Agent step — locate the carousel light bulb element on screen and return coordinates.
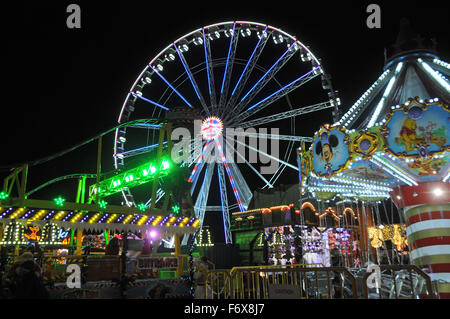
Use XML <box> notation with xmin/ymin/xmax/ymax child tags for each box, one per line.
<box><xmin>433</xmin><ymin>188</ymin><xmax>443</xmax><ymax>196</ymax></box>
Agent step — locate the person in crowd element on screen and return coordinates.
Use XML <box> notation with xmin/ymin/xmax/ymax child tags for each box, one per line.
<box><xmin>105</xmin><ymin>237</ymin><xmax>120</xmax><ymax>255</ymax></box>
<box><xmin>330</xmin><ymin>244</ymin><xmax>342</xmax><ymax>298</ymax></box>
<box><xmin>193</xmin><ymin>256</ymin><xmax>210</xmax><ymax>299</ymax></box>
<box><xmin>330</xmin><ymin>244</ymin><xmax>342</xmax><ymax>267</ymax></box>
<box><xmin>6</xmin><ymin>250</ymin><xmax>48</xmax><ymax>299</ymax></box>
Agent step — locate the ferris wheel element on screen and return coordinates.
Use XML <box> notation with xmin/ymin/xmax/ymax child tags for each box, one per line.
<box><xmin>113</xmin><ymin>21</ymin><xmax>340</xmax><ymax>244</ymax></box>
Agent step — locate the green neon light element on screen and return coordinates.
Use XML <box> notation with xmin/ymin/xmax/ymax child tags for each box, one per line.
<box><xmin>54</xmin><ymin>196</ymin><xmax>66</xmax><ymax>207</ymax></box>
<box><xmin>88</xmin><ymin>158</ymin><xmax>173</xmax><ymax>199</ymax></box>
<box><xmin>138</xmin><ymin>203</ymin><xmax>147</xmax><ymax>211</ymax></box>
<box><xmin>98</xmin><ymin>200</ymin><xmax>108</xmax><ymax>209</ymax></box>
<box><xmin>172</xmin><ymin>204</ymin><xmax>180</xmax><ymax>214</ymax></box>
<box><xmin>161</xmin><ymin>160</ymin><xmax>170</xmax><ymax>170</ymax></box>
<box><xmin>0</xmin><ymin>192</ymin><xmax>9</xmax><ymax>200</ymax></box>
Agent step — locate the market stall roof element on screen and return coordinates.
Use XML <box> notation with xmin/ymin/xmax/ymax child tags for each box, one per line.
<box><xmin>0</xmin><ymin>198</ymin><xmax>199</xmax><ymax>235</ymax></box>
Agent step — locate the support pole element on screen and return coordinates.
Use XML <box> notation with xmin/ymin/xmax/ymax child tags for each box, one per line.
<box><xmin>75</xmin><ymin>229</ymin><xmax>83</xmax><ymax>255</ymax></box>
<box><xmin>75</xmin><ymin>177</ymin><xmax>87</xmax><ymax>255</ymax></box>
<box><xmin>0</xmin><ymin>225</ymin><xmax>3</xmax><ymax>248</ymax></box>
<box><xmin>14</xmin><ymin>244</ymin><xmax>20</xmax><ymax>262</ymax></box>
<box><xmin>95</xmin><ymin>136</ymin><xmax>102</xmax><ymax>204</ymax></box>
<box><xmin>175</xmin><ymin>233</ymin><xmax>182</xmax><ymax>277</ymax></box>
<box><xmin>19</xmin><ymin>164</ymin><xmax>28</xmax><ymax>208</ymax></box>
<box><xmin>104</xmin><ymin>229</ymin><xmax>109</xmax><ymax>246</ymax></box>
<box><xmin>150</xmin><ymin>123</ymin><xmax>172</xmax><ymax>210</ymax></box>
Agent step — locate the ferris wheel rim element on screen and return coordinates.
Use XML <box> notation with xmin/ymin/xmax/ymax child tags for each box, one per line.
<box><xmin>117</xmin><ymin>21</ymin><xmax>323</xmax><ymax>125</ymax></box>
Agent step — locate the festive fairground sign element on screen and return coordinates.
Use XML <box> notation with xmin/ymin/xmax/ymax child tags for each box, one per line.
<box><xmin>0</xmin><ymin>222</ymin><xmax>76</xmax><ymax>246</ymax></box>
<box><xmin>312</xmin><ymin>124</ymin><xmax>350</xmax><ymax>177</ymax></box>
<box><xmin>136</xmin><ymin>256</ymin><xmax>178</xmax><ymax>270</ymax></box>
<box><xmin>382</xmin><ymin>100</ymin><xmax>449</xmax><ymax>157</ymax></box>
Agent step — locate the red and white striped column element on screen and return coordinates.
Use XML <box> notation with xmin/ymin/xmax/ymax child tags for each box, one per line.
<box><xmin>392</xmin><ymin>181</ymin><xmax>450</xmax><ymax>299</ymax></box>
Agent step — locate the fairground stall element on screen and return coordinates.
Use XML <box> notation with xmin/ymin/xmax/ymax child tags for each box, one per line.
<box><xmin>230</xmin><ymin>202</ymin><xmax>364</xmax><ymax>268</ymax></box>
<box><xmin>299</xmin><ymin>21</ymin><xmax>450</xmax><ymax>298</ymax></box>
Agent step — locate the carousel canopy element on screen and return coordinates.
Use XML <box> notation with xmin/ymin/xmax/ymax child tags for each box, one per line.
<box><xmin>335</xmin><ymin>18</ymin><xmax>450</xmax><ymax>130</ymax></box>
<box><xmin>300</xmin><ymin>19</ymin><xmax>450</xmax><ymax>203</ymax></box>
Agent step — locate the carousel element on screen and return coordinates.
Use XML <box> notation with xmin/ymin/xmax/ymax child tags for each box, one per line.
<box><xmin>299</xmin><ymin>19</ymin><xmax>450</xmax><ymax>298</ymax></box>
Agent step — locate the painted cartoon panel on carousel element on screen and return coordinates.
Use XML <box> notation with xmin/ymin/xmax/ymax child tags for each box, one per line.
<box><xmin>343</xmin><ymin>161</ymin><xmax>394</xmax><ymax>183</ymax></box>
<box><xmin>382</xmin><ymin>98</ymin><xmax>449</xmax><ymax>158</ymax></box>
<box><xmin>312</xmin><ymin>125</ymin><xmax>350</xmax><ymax>177</ymax></box>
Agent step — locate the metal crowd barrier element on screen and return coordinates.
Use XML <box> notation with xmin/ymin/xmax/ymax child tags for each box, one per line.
<box><xmin>204</xmin><ymin>264</ymin><xmax>358</xmax><ymax>299</ymax></box>
<box><xmin>360</xmin><ymin>265</ymin><xmax>435</xmax><ymax>299</ymax></box>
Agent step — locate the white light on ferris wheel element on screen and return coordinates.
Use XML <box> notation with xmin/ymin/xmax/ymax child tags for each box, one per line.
<box><xmin>240</xmin><ymin>28</ymin><xmax>251</xmax><ymax>37</ymax></box>
<box><xmin>193</xmin><ymin>37</ymin><xmax>203</xmax><ymax>45</ymax></box>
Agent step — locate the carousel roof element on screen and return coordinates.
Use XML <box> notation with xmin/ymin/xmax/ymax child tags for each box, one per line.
<box><xmin>336</xmin><ymin>19</ymin><xmax>450</xmax><ymax>130</ymax></box>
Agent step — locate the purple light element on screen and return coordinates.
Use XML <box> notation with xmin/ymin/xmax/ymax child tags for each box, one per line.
<box><xmin>132</xmin><ymin>92</ymin><xmax>170</xmax><ymax>111</ymax></box>
<box><xmin>150</xmin><ymin>230</ymin><xmax>157</xmax><ymax>239</ymax></box>
<box><xmin>149</xmin><ymin>65</ymin><xmax>193</xmax><ymax>108</ymax></box>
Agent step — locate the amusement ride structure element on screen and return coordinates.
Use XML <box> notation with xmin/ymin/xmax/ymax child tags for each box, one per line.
<box><xmin>300</xmin><ymin>19</ymin><xmax>450</xmax><ymax>297</ymax></box>
<box><xmin>112</xmin><ymin>21</ymin><xmax>340</xmax><ymax>244</ymax></box>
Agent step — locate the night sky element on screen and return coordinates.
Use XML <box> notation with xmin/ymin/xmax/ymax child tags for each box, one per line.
<box><xmin>1</xmin><ymin>2</ymin><xmax>448</xmax><ymax>241</ymax></box>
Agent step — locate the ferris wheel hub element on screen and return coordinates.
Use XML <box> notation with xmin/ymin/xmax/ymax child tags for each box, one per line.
<box><xmin>201</xmin><ymin>116</ymin><xmax>223</xmax><ymax>141</ymax></box>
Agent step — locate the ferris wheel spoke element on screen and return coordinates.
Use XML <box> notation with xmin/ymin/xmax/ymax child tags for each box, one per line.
<box><xmin>214</xmin><ymin>138</ymin><xmax>245</xmax><ymax>212</ymax></box>
<box><xmin>126</xmin><ymin>123</ymin><xmax>163</xmax><ymax>129</ymax></box>
<box><xmin>217</xmin><ymin>164</ymin><xmax>232</xmax><ymax>243</ymax></box>
<box><xmin>115</xmin><ymin>141</ymin><xmax>169</xmax><ymax>159</ymax></box>
<box><xmin>145</xmin><ymin>188</ymin><xmax>165</xmax><ymax>207</ymax></box>
<box><xmin>189</xmin><ymin>160</ymin><xmax>206</xmax><ymax>196</ymax></box>
<box><xmin>194</xmin><ymin>162</ymin><xmax>215</xmax><ymax>228</ymax></box>
<box><xmin>232</xmin><ymin>130</ymin><xmax>312</xmax><ymax>142</ymax></box>
<box><xmin>266</xmin><ymin>161</ymin><xmax>287</xmax><ymax>187</ymax></box>
<box><xmin>188</xmin><ymin>141</ymin><xmax>212</xmax><ymax>182</ymax></box>
<box><xmin>234</xmin><ymin>137</ymin><xmax>299</xmax><ymax>171</ymax></box>
<box><xmin>227</xmin><ymin>162</ymin><xmax>252</xmax><ymax>209</ymax></box>
<box><xmin>224</xmin><ymin>138</ymin><xmax>274</xmax><ymax>189</ymax></box>
<box><xmin>203</xmin><ymin>28</ymin><xmax>218</xmax><ymax>112</ymax></box>
<box><xmin>234</xmin><ymin>68</ymin><xmax>319</xmax><ymax>124</ymax></box>
<box><xmin>173</xmin><ymin>43</ymin><xmax>210</xmax><ymax>115</ymax></box>
<box><xmin>187</xmin><ymin>135</ymin><xmax>204</xmax><ymax>167</ymax></box>
<box><xmin>230</xmin><ymin>40</ymin><xmax>299</xmax><ymax>118</ymax></box>
<box><xmin>131</xmin><ymin>92</ymin><xmax>170</xmax><ymax>111</ymax></box>
<box><xmin>218</xmin><ymin>22</ymin><xmax>240</xmax><ymax>112</ymax></box>
<box><xmin>226</xmin><ymin>26</ymin><xmax>271</xmax><ymax>115</ymax></box>
<box><xmin>232</xmin><ymin>101</ymin><xmax>333</xmax><ymax>128</ymax></box>
<box><xmin>148</xmin><ymin>64</ymin><xmax>193</xmax><ymax>108</ymax></box>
